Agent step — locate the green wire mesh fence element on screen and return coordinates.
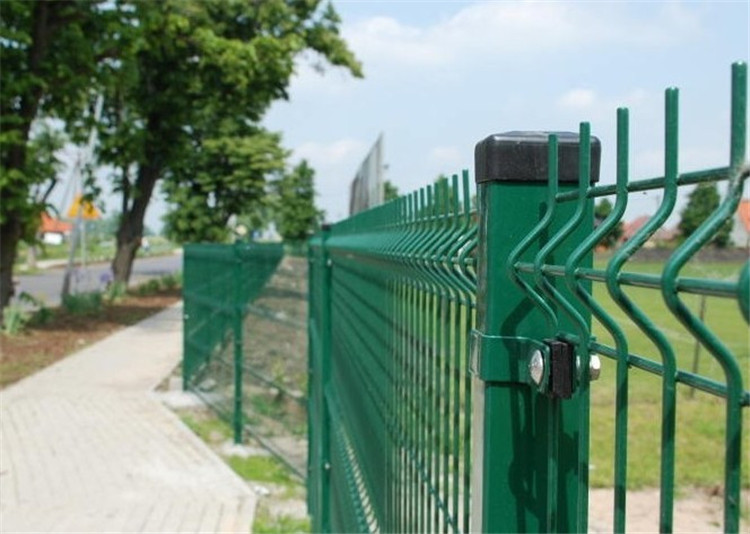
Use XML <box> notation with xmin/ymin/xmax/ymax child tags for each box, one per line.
<box><xmin>183</xmin><ymin>242</ymin><xmax>310</xmax><ymax>477</ymax></box>
<box><xmin>309</xmin><ymin>172</ymin><xmax>478</xmax><ymax>533</ymax></box>
<box><xmin>308</xmin><ymin>62</ymin><xmax>748</xmax><ymax>533</ymax></box>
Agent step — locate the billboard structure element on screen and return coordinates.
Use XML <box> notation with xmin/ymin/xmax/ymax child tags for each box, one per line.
<box><xmin>349</xmin><ymin>134</ymin><xmax>384</xmax><ymax>215</ymax></box>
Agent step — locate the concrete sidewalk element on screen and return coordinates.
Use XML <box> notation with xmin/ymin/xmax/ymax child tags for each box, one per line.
<box><xmin>0</xmin><ymin>304</ymin><xmax>257</xmax><ymax>533</ymax></box>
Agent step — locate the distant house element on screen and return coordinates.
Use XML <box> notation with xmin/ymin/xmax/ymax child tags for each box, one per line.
<box><xmin>730</xmin><ymin>199</ymin><xmax>750</xmax><ymax>248</ymax></box>
<box><xmin>621</xmin><ymin>215</ymin><xmax>676</xmax><ymax>248</ymax></box>
<box><xmin>621</xmin><ymin>215</ymin><xmax>649</xmax><ymax>243</ymax></box>
<box><xmin>40</xmin><ymin>212</ymin><xmax>73</xmax><ymax>245</ymax></box>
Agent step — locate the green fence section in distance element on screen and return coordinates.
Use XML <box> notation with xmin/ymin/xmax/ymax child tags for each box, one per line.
<box><xmin>308</xmin><ymin>62</ymin><xmax>749</xmax><ymax>533</ymax></box>
<box><xmin>309</xmin><ymin>173</ymin><xmax>479</xmax><ymax>533</ymax></box>
<box><xmin>183</xmin><ymin>242</ymin><xmax>284</xmax><ymax>443</ymax></box>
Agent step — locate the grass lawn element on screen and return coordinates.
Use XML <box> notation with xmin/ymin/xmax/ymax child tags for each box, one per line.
<box><xmin>588</xmin><ymin>258</ymin><xmax>749</xmax><ymax>489</ymax></box>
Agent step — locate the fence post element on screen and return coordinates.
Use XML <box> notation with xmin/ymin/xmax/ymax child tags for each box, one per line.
<box><xmin>471</xmin><ymin>132</ymin><xmax>599</xmax><ymax>533</ymax></box>
<box><xmin>182</xmin><ymin>247</ymin><xmax>190</xmax><ymax>391</ymax></box>
<box><xmin>232</xmin><ymin>243</ymin><xmax>244</xmax><ymax>444</ymax></box>
<box><xmin>314</xmin><ymin>224</ymin><xmax>333</xmax><ymax>533</ymax></box>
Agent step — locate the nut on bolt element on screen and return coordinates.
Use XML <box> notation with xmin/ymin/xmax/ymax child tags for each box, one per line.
<box><xmin>529</xmin><ymin>349</ymin><xmax>544</xmax><ymax>386</ymax></box>
<box><xmin>589</xmin><ymin>355</ymin><xmax>602</xmax><ymax>381</ymax></box>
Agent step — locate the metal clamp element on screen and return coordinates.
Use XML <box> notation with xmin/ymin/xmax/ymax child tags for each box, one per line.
<box><xmin>469</xmin><ymin>330</ymin><xmax>548</xmax><ymax>389</ymax></box>
<box><xmin>470</xmin><ymin>331</ymin><xmax>590</xmax><ymax>399</ymax></box>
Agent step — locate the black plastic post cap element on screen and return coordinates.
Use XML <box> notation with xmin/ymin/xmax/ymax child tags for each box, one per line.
<box><xmin>474</xmin><ymin>131</ymin><xmax>601</xmax><ymax>184</ymax></box>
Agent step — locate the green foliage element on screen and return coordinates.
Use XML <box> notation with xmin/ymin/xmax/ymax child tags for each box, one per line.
<box><xmin>0</xmin><ymin>0</ymin><xmax>119</xmax><ymax>310</ymax></box>
<box><xmin>679</xmin><ymin>183</ymin><xmax>733</xmax><ymax>247</ymax></box>
<box><xmin>2</xmin><ymin>0</ymin><xmax>362</xmax><ymax>304</ymax></box>
<box><xmin>29</xmin><ymin>305</ymin><xmax>53</xmax><ymax>327</ymax></box>
<box><xmin>104</xmin><ymin>281</ymin><xmax>127</xmax><ymax>303</ymax></box>
<box><xmin>594</xmin><ymin>198</ymin><xmax>624</xmax><ymax>249</ymax></box>
<box><xmin>384</xmin><ymin>180</ymin><xmax>400</xmax><ymax>202</ymax></box>
<box><xmin>253</xmin><ymin>507</ymin><xmax>310</xmax><ymax>534</ymax></box>
<box><xmin>2</xmin><ymin>303</ymin><xmax>30</xmax><ymax>336</ymax></box>
<box><xmin>2</xmin><ymin>292</ymin><xmax>53</xmax><ymax>334</ymax></box>
<box><xmin>226</xmin><ymin>454</ymin><xmax>296</xmax><ymax>486</ymax></box>
<box><xmin>86</xmin><ymin>211</ymin><xmax>123</xmax><ymax>243</ymax></box>
<box><xmin>95</xmin><ymin>0</ymin><xmax>362</xmax><ymax>262</ymax></box>
<box><xmin>164</xmin><ymin>126</ymin><xmax>286</xmax><ymax>243</ymax></box>
<box><xmin>20</xmin><ymin>292</ymin><xmax>52</xmax><ymax>326</ymax></box>
<box><xmin>134</xmin><ymin>279</ymin><xmax>161</xmax><ymax>296</ymax></box>
<box><xmin>275</xmin><ymin>160</ymin><xmax>324</xmax><ymax>242</ymax></box>
<box><xmin>159</xmin><ymin>272</ymin><xmax>181</xmax><ymax>291</ymax></box>
<box><xmin>62</xmin><ymin>291</ymin><xmax>103</xmax><ymax>315</ymax></box>
<box><xmin>179</xmin><ymin>411</ymin><xmax>233</xmax><ymax>444</ymax></box>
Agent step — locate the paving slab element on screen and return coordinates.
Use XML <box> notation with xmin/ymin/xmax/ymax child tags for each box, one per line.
<box><xmin>0</xmin><ymin>303</ymin><xmax>257</xmax><ymax>533</ymax></box>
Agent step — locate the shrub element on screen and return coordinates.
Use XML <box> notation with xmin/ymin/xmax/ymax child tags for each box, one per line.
<box><xmin>160</xmin><ymin>272</ymin><xmax>181</xmax><ymax>290</ymax></box>
<box><xmin>104</xmin><ymin>281</ymin><xmax>127</xmax><ymax>303</ymax></box>
<box><xmin>19</xmin><ymin>293</ymin><xmax>52</xmax><ymax>325</ymax></box>
<box><xmin>2</xmin><ymin>304</ymin><xmax>30</xmax><ymax>336</ymax></box>
<box><xmin>62</xmin><ymin>291</ymin><xmax>103</xmax><ymax>315</ymax></box>
<box><xmin>135</xmin><ymin>279</ymin><xmax>161</xmax><ymax>296</ymax></box>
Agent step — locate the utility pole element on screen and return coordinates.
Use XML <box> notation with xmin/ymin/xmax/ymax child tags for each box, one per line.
<box><xmin>61</xmin><ymin>95</ymin><xmax>103</xmax><ymax>299</ymax></box>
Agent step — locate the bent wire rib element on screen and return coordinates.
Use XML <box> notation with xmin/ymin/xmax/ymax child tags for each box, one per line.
<box><xmin>564</xmin><ymin>108</ymin><xmax>631</xmax><ymax>533</ymax></box>
<box><xmin>506</xmin><ymin>134</ymin><xmax>560</xmax><ymax>330</ymax></box>
<box><xmin>660</xmin><ymin>62</ymin><xmax>748</xmax><ymax>534</ymax></box>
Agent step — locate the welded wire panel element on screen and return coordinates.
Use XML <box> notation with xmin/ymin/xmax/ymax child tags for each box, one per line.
<box><xmin>182</xmin><ymin>242</ymin><xmax>284</xmax><ymax>397</ymax></box>
<box><xmin>311</xmin><ymin>173</ymin><xmax>478</xmax><ymax>533</ymax></box>
<box><xmin>511</xmin><ymin>62</ymin><xmax>748</xmax><ymax>533</ymax></box>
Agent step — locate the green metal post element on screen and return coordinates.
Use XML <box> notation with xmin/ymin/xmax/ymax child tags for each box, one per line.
<box><xmin>471</xmin><ymin>132</ymin><xmax>598</xmax><ymax>533</ymax></box>
<box><xmin>317</xmin><ymin>224</ymin><xmax>333</xmax><ymax>533</ymax></box>
<box><xmin>232</xmin><ymin>243</ymin><xmax>244</xmax><ymax>444</ymax></box>
<box><xmin>182</xmin><ymin>249</ymin><xmax>190</xmax><ymax>391</ymax></box>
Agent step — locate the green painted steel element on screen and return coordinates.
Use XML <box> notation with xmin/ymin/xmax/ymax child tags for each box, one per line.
<box><xmin>307</xmin><ymin>62</ymin><xmax>748</xmax><ymax>533</ymax></box>
<box><xmin>309</xmin><ymin>174</ymin><xmax>478</xmax><ymax>533</ymax></box>
<box><xmin>471</xmin><ymin>128</ymin><xmax>598</xmax><ymax>533</ymax></box>
<box><xmin>183</xmin><ymin>241</ymin><xmax>284</xmax><ymax>443</ymax></box>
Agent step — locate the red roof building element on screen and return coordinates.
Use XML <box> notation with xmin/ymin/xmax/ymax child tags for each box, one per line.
<box><xmin>39</xmin><ymin>212</ymin><xmax>73</xmax><ymax>245</ymax></box>
<box><xmin>730</xmin><ymin>199</ymin><xmax>750</xmax><ymax>248</ymax></box>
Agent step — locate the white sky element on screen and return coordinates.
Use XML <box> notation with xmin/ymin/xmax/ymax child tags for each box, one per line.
<box><xmin>265</xmin><ymin>0</ymin><xmax>750</xmax><ymax>225</ymax></box>
<box><xmin>52</xmin><ymin>0</ymin><xmax>750</xmax><ymax>232</ymax></box>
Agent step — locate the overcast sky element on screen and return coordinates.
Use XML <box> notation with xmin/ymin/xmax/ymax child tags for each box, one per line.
<box><xmin>52</xmin><ymin>1</ymin><xmax>749</xmax><ymax>233</ymax></box>
<box><xmin>265</xmin><ymin>0</ymin><xmax>749</xmax><ymax>225</ymax></box>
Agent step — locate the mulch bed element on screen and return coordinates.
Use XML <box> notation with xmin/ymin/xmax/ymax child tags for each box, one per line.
<box><xmin>0</xmin><ymin>290</ymin><xmax>180</xmax><ymax>389</ymax></box>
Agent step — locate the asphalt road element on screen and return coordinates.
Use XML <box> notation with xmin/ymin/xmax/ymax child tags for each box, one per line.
<box><xmin>14</xmin><ymin>253</ymin><xmax>183</xmax><ymax>308</ymax></box>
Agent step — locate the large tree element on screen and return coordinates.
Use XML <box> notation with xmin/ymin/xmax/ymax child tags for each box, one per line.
<box><xmin>0</xmin><ymin>1</ymin><xmax>114</xmax><ymax>315</ymax></box>
<box><xmin>679</xmin><ymin>182</ymin><xmax>733</xmax><ymax>248</ymax></box>
<box><xmin>98</xmin><ymin>0</ymin><xmax>362</xmax><ymax>281</ymax></box>
<box><xmin>163</xmin><ymin>122</ymin><xmax>287</xmax><ymax>243</ymax></box>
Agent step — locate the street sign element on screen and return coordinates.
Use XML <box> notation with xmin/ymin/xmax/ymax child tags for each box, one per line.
<box><xmin>67</xmin><ymin>194</ymin><xmax>101</xmax><ymax>220</ymax></box>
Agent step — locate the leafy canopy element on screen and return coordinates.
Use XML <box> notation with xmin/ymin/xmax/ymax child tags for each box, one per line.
<box><xmin>275</xmin><ymin>160</ymin><xmax>323</xmax><ymax>242</ymax></box>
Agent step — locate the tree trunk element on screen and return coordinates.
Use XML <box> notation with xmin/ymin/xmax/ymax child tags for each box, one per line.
<box><xmin>0</xmin><ymin>220</ymin><xmax>22</xmax><ymax>320</ymax></box>
<box><xmin>111</xmin><ymin>230</ymin><xmax>139</xmax><ymax>284</ymax></box>
<box><xmin>111</xmin><ymin>163</ymin><xmax>161</xmax><ymax>284</ymax></box>
<box><xmin>0</xmin><ymin>2</ymin><xmax>61</xmax><ymax>320</ymax></box>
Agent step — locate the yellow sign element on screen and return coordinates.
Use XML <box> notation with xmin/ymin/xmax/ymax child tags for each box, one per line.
<box><xmin>67</xmin><ymin>194</ymin><xmax>101</xmax><ymax>220</ymax></box>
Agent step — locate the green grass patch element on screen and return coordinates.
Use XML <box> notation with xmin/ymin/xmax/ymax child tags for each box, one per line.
<box><xmin>253</xmin><ymin>505</ymin><xmax>310</xmax><ymax>534</ymax></box>
<box><xmin>226</xmin><ymin>454</ymin><xmax>296</xmax><ymax>487</ymax></box>
<box><xmin>588</xmin><ymin>259</ymin><xmax>749</xmax><ymax>489</ymax></box>
<box><xmin>179</xmin><ymin>411</ymin><xmax>233</xmax><ymax>444</ymax></box>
